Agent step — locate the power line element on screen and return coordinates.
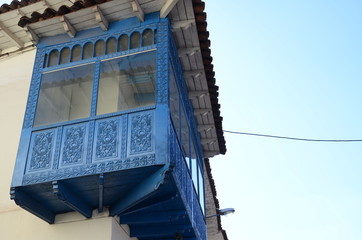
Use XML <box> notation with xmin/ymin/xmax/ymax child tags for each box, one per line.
<box><xmin>223</xmin><ymin>130</ymin><xmax>362</xmax><ymax>142</ymax></box>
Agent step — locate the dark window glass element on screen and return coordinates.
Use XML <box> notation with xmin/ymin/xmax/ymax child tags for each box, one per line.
<box><xmin>118</xmin><ymin>35</ymin><xmax>128</xmax><ymax>51</ymax></box>
<box><xmin>130</xmin><ymin>32</ymin><xmax>140</xmax><ymax>49</ymax></box>
<box><xmin>48</xmin><ymin>50</ymin><xmax>59</xmax><ymax>67</ymax></box>
<box><xmin>198</xmin><ymin>166</ymin><xmax>205</xmax><ymax>214</ymax></box>
<box><xmin>142</xmin><ymin>29</ymin><xmax>153</xmax><ymax>46</ymax></box>
<box><xmin>170</xmin><ymin>64</ymin><xmax>180</xmax><ymax>143</ymax></box>
<box><xmin>60</xmin><ymin>47</ymin><xmax>70</xmax><ymax>64</ymax></box>
<box><xmin>106</xmin><ymin>37</ymin><xmax>117</xmax><ymax>54</ymax></box>
<box><xmin>191</xmin><ymin>139</ymin><xmax>198</xmax><ymax>194</ymax></box>
<box><xmin>83</xmin><ymin>42</ymin><xmax>93</xmax><ymax>59</ymax></box>
<box><xmin>71</xmin><ymin>45</ymin><xmax>81</xmax><ymax>62</ymax></box>
<box><xmin>95</xmin><ymin>40</ymin><xmax>105</xmax><ymax>57</ymax></box>
<box><xmin>181</xmin><ymin>106</ymin><xmax>190</xmax><ymax>169</ymax></box>
<box><xmin>43</xmin><ymin>54</ymin><xmax>48</xmax><ymax>68</ymax></box>
<box><xmin>34</xmin><ymin>64</ymin><xmax>94</xmax><ymax>127</ymax></box>
<box><xmin>154</xmin><ymin>29</ymin><xmax>157</xmax><ymax>44</ymax></box>
<box><xmin>97</xmin><ymin>51</ymin><xmax>156</xmax><ymax>115</ymax></box>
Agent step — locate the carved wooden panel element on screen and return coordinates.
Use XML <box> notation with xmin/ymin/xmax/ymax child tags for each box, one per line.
<box><xmin>27</xmin><ymin>128</ymin><xmax>56</xmax><ymax>173</ymax></box>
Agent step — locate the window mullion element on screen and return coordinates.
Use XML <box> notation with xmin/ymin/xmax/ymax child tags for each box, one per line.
<box><xmin>91</xmin><ymin>60</ymin><xmax>101</xmax><ymax>117</ymax></box>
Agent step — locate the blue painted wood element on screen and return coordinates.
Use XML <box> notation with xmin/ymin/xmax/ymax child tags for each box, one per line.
<box><xmin>130</xmin><ymin>224</ymin><xmax>193</xmax><ymax>238</ymax></box>
<box><xmin>53</xmin><ymin>180</ymin><xmax>93</xmax><ymax>218</ymax></box>
<box><xmin>109</xmin><ymin>164</ymin><xmax>169</xmax><ymax>216</ymax></box>
<box><xmin>10</xmin><ymin>187</ymin><xmax>55</xmax><ymax>223</ymax></box>
<box><xmin>121</xmin><ymin>210</ymin><xmax>187</xmax><ymax>224</ymax></box>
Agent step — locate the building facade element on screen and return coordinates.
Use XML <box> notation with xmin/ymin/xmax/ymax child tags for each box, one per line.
<box><xmin>0</xmin><ymin>0</ymin><xmax>227</xmax><ymax>239</ymax></box>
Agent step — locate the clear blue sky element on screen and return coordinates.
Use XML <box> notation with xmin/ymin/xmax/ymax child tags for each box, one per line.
<box><xmin>206</xmin><ymin>1</ymin><xmax>362</xmax><ymax>240</ymax></box>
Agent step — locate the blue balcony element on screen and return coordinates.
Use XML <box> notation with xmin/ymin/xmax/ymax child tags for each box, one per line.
<box><xmin>11</xmin><ymin>16</ymin><xmax>207</xmax><ymax>240</ymax></box>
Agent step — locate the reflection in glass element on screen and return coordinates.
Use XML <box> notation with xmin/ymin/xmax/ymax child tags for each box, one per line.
<box><xmin>170</xmin><ymin>64</ymin><xmax>180</xmax><ymax>141</ymax></box>
<box><xmin>34</xmin><ymin>64</ymin><xmax>94</xmax><ymax>127</ymax></box>
<box><xmin>106</xmin><ymin>37</ymin><xmax>117</xmax><ymax>54</ymax></box>
<box><xmin>118</xmin><ymin>35</ymin><xmax>128</xmax><ymax>51</ymax></box>
<box><xmin>48</xmin><ymin>50</ymin><xmax>59</xmax><ymax>67</ymax></box>
<box><xmin>95</xmin><ymin>40</ymin><xmax>105</xmax><ymax>57</ymax></box>
<box><xmin>60</xmin><ymin>47</ymin><xmax>70</xmax><ymax>64</ymax></box>
<box><xmin>97</xmin><ymin>51</ymin><xmax>156</xmax><ymax>115</ymax></box>
<box><xmin>71</xmin><ymin>45</ymin><xmax>81</xmax><ymax>62</ymax></box>
<box><xmin>142</xmin><ymin>29</ymin><xmax>153</xmax><ymax>46</ymax></box>
<box><xmin>181</xmin><ymin>106</ymin><xmax>190</xmax><ymax>169</ymax></box>
<box><xmin>83</xmin><ymin>42</ymin><xmax>93</xmax><ymax>59</ymax></box>
<box><xmin>130</xmin><ymin>32</ymin><xmax>140</xmax><ymax>49</ymax></box>
<box><xmin>198</xmin><ymin>166</ymin><xmax>205</xmax><ymax>214</ymax></box>
<box><xmin>191</xmin><ymin>139</ymin><xmax>198</xmax><ymax>194</ymax></box>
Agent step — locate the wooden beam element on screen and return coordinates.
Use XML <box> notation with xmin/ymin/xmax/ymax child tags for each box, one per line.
<box><xmin>60</xmin><ymin>16</ymin><xmax>76</xmax><ymax>38</ymax></box>
<box><xmin>53</xmin><ymin>180</ymin><xmax>93</xmax><ymax>218</ymax></box>
<box><xmin>160</xmin><ymin>0</ymin><xmax>179</xmax><ymax>18</ymax></box>
<box><xmin>131</xmin><ymin>0</ymin><xmax>144</xmax><ymax>22</ymax></box>
<box><xmin>197</xmin><ymin>124</ymin><xmax>214</xmax><ymax>132</ymax></box>
<box><xmin>184</xmin><ymin>69</ymin><xmax>203</xmax><ymax>79</ymax></box>
<box><xmin>0</xmin><ymin>22</ymin><xmax>24</xmax><ymax>48</ymax></box>
<box><xmin>193</xmin><ymin>108</ymin><xmax>211</xmax><ymax>116</ymax></box>
<box><xmin>110</xmin><ymin>165</ymin><xmax>169</xmax><ymax>216</ymax></box>
<box><xmin>11</xmin><ymin>187</ymin><xmax>55</xmax><ymax>224</ymax></box>
<box><xmin>204</xmin><ymin>151</ymin><xmax>219</xmax><ymax>158</ymax></box>
<box><xmin>93</xmin><ymin>6</ymin><xmax>109</xmax><ymax>31</ymax></box>
<box><xmin>201</xmin><ymin>138</ymin><xmax>217</xmax><ymax>145</ymax></box>
<box><xmin>178</xmin><ymin>47</ymin><xmax>200</xmax><ymax>57</ymax></box>
<box><xmin>25</xmin><ymin>25</ymin><xmax>39</xmax><ymax>44</ymax></box>
<box><xmin>172</xmin><ymin>19</ymin><xmax>194</xmax><ymax>29</ymax></box>
<box><xmin>188</xmin><ymin>91</ymin><xmax>208</xmax><ymax>98</ymax></box>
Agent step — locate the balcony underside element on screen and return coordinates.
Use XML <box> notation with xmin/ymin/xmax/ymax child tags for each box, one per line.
<box><xmin>11</xmin><ymin>164</ymin><xmax>199</xmax><ymax>239</ymax></box>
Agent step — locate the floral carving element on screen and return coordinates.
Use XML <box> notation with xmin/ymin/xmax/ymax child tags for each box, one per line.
<box><xmin>29</xmin><ymin>130</ymin><xmax>54</xmax><ymax>171</ymax></box>
<box><xmin>62</xmin><ymin>125</ymin><xmax>85</xmax><ymax>165</ymax></box>
<box><xmin>96</xmin><ymin>119</ymin><xmax>118</xmax><ymax>159</ymax></box>
<box><xmin>130</xmin><ymin>113</ymin><xmax>153</xmax><ymax>155</ymax></box>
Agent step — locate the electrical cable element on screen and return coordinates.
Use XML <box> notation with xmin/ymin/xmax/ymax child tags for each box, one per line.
<box><xmin>223</xmin><ymin>130</ymin><xmax>362</xmax><ymax>142</ymax></box>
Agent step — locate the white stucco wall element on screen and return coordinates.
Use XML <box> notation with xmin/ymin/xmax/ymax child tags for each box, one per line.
<box><xmin>0</xmin><ymin>49</ymin><xmax>136</xmax><ymax>240</ymax></box>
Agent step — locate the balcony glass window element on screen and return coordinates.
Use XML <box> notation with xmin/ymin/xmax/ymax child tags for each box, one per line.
<box><xmin>170</xmin><ymin>64</ymin><xmax>180</xmax><ymax>140</ymax></box>
<box><xmin>48</xmin><ymin>50</ymin><xmax>59</xmax><ymax>67</ymax></box>
<box><xmin>142</xmin><ymin>29</ymin><xmax>153</xmax><ymax>46</ymax></box>
<box><xmin>83</xmin><ymin>42</ymin><xmax>93</xmax><ymax>59</ymax></box>
<box><xmin>34</xmin><ymin>64</ymin><xmax>94</xmax><ymax>127</ymax></box>
<box><xmin>181</xmin><ymin>106</ymin><xmax>190</xmax><ymax>169</ymax></box>
<box><xmin>71</xmin><ymin>45</ymin><xmax>81</xmax><ymax>62</ymax></box>
<box><xmin>118</xmin><ymin>35</ymin><xmax>129</xmax><ymax>51</ymax></box>
<box><xmin>96</xmin><ymin>51</ymin><xmax>156</xmax><ymax>115</ymax></box>
<box><xmin>95</xmin><ymin>40</ymin><xmax>105</xmax><ymax>57</ymax></box>
<box><xmin>106</xmin><ymin>37</ymin><xmax>117</xmax><ymax>54</ymax></box>
<box><xmin>198</xmin><ymin>166</ymin><xmax>205</xmax><ymax>214</ymax></box>
<box><xmin>130</xmin><ymin>32</ymin><xmax>141</xmax><ymax>49</ymax></box>
<box><xmin>60</xmin><ymin>47</ymin><xmax>70</xmax><ymax>64</ymax></box>
<box><xmin>191</xmin><ymin>139</ymin><xmax>198</xmax><ymax>194</ymax></box>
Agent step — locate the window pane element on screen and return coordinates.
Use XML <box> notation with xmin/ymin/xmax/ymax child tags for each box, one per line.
<box><xmin>130</xmin><ymin>32</ymin><xmax>140</xmax><ymax>49</ymax></box>
<box><xmin>142</xmin><ymin>29</ymin><xmax>153</xmax><ymax>46</ymax></box>
<box><xmin>191</xmin><ymin>139</ymin><xmax>198</xmax><ymax>194</ymax></box>
<box><xmin>97</xmin><ymin>51</ymin><xmax>156</xmax><ymax>115</ymax></box>
<box><xmin>71</xmin><ymin>45</ymin><xmax>81</xmax><ymax>62</ymax></box>
<box><xmin>106</xmin><ymin>37</ymin><xmax>117</xmax><ymax>54</ymax></box>
<box><xmin>60</xmin><ymin>47</ymin><xmax>70</xmax><ymax>64</ymax></box>
<box><xmin>118</xmin><ymin>35</ymin><xmax>128</xmax><ymax>51</ymax></box>
<box><xmin>198</xmin><ymin>166</ymin><xmax>205</xmax><ymax>215</ymax></box>
<box><xmin>48</xmin><ymin>50</ymin><xmax>59</xmax><ymax>67</ymax></box>
<box><xmin>83</xmin><ymin>42</ymin><xmax>93</xmax><ymax>59</ymax></box>
<box><xmin>34</xmin><ymin>64</ymin><xmax>94</xmax><ymax>127</ymax></box>
<box><xmin>95</xmin><ymin>40</ymin><xmax>105</xmax><ymax>57</ymax></box>
<box><xmin>170</xmin><ymin>64</ymin><xmax>180</xmax><ymax>141</ymax></box>
<box><xmin>181</xmin><ymin>106</ymin><xmax>190</xmax><ymax>169</ymax></box>
<box><xmin>154</xmin><ymin>29</ymin><xmax>157</xmax><ymax>44</ymax></box>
